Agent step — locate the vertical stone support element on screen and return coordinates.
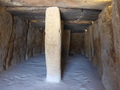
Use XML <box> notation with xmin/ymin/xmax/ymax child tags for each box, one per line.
<box><xmin>62</xmin><ymin>30</ymin><xmax>71</xmax><ymax>58</ymax></box>
<box><xmin>45</xmin><ymin>7</ymin><xmax>61</xmax><ymax>82</ymax></box>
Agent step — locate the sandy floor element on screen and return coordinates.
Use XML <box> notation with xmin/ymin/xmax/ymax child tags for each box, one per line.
<box><xmin>0</xmin><ymin>54</ymin><xmax>105</xmax><ymax>90</ymax></box>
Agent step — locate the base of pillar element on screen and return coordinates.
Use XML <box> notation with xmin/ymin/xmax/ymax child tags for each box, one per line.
<box><xmin>46</xmin><ymin>75</ymin><xmax>61</xmax><ymax>83</ymax></box>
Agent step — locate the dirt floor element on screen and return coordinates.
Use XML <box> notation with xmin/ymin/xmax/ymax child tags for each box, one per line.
<box><xmin>0</xmin><ymin>54</ymin><xmax>104</xmax><ymax>90</ymax></box>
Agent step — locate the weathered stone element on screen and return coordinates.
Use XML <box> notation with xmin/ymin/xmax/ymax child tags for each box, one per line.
<box><xmin>40</xmin><ymin>31</ymin><xmax>45</xmax><ymax>53</ymax></box>
<box><xmin>11</xmin><ymin>16</ymin><xmax>28</xmax><ymax>65</ymax></box>
<box><xmin>45</xmin><ymin>7</ymin><xmax>61</xmax><ymax>82</ymax></box>
<box><xmin>112</xmin><ymin>0</ymin><xmax>120</xmax><ymax>89</ymax></box>
<box><xmin>83</xmin><ymin>32</ymin><xmax>87</xmax><ymax>56</ymax></box>
<box><xmin>26</xmin><ymin>23</ymin><xmax>35</xmax><ymax>59</ymax></box>
<box><xmin>33</xmin><ymin>27</ymin><xmax>44</xmax><ymax>55</ymax></box>
<box><xmin>64</xmin><ymin>23</ymin><xmax>90</xmax><ymax>33</ymax></box>
<box><xmin>84</xmin><ymin>25</ymin><xmax>94</xmax><ymax>61</ymax></box>
<box><xmin>85</xmin><ymin>20</ymin><xmax>103</xmax><ymax>76</ymax></box>
<box><xmin>93</xmin><ymin>21</ymin><xmax>103</xmax><ymax>76</ymax></box>
<box><xmin>0</xmin><ymin>6</ymin><xmax>45</xmax><ymax>73</ymax></box>
<box><xmin>98</xmin><ymin>6</ymin><xmax>118</xmax><ymax>90</ymax></box>
<box><xmin>82</xmin><ymin>5</ymin><xmax>120</xmax><ymax>90</ymax></box>
<box><xmin>79</xmin><ymin>33</ymin><xmax>85</xmax><ymax>55</ymax></box>
<box><xmin>26</xmin><ymin>24</ymin><xmax>45</xmax><ymax>59</ymax></box>
<box><xmin>0</xmin><ymin>6</ymin><xmax>13</xmax><ymax>71</ymax></box>
<box><xmin>70</xmin><ymin>33</ymin><xmax>81</xmax><ymax>54</ymax></box>
<box><xmin>89</xmin><ymin>25</ymin><xmax>94</xmax><ymax>61</ymax></box>
<box><xmin>93</xmin><ymin>21</ymin><xmax>101</xmax><ymax>71</ymax></box>
<box><xmin>86</xmin><ymin>29</ymin><xmax>90</xmax><ymax>58</ymax></box>
<box><xmin>62</xmin><ymin>30</ymin><xmax>70</xmax><ymax>58</ymax></box>
<box><xmin>84</xmin><ymin>27</ymin><xmax>91</xmax><ymax>58</ymax></box>
<box><xmin>90</xmin><ymin>24</ymin><xmax>94</xmax><ymax>61</ymax></box>
<box><xmin>1</xmin><ymin>0</ymin><xmax>111</xmax><ymax>10</ymax></box>
<box><xmin>6</xmin><ymin>7</ymin><xmax>101</xmax><ymax>22</ymax></box>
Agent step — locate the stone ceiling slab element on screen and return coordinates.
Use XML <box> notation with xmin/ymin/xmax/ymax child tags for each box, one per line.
<box><xmin>6</xmin><ymin>7</ymin><xmax>101</xmax><ymax>21</ymax></box>
<box><xmin>0</xmin><ymin>0</ymin><xmax>111</xmax><ymax>10</ymax></box>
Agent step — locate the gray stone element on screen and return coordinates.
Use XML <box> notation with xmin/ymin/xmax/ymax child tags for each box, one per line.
<box><xmin>0</xmin><ymin>6</ymin><xmax>13</xmax><ymax>71</ymax></box>
<box><xmin>62</xmin><ymin>30</ymin><xmax>70</xmax><ymax>58</ymax></box>
<box><xmin>70</xmin><ymin>33</ymin><xmax>81</xmax><ymax>54</ymax></box>
<box><xmin>11</xmin><ymin>16</ymin><xmax>28</xmax><ymax>65</ymax></box>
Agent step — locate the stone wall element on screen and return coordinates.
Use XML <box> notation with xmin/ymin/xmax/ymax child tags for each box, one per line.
<box><xmin>62</xmin><ymin>30</ymin><xmax>70</xmax><ymax>57</ymax></box>
<box><xmin>98</xmin><ymin>6</ymin><xmax>115</xmax><ymax>90</ymax></box>
<box><xmin>70</xmin><ymin>33</ymin><xmax>81</xmax><ymax>54</ymax></box>
<box><xmin>79</xmin><ymin>33</ymin><xmax>85</xmax><ymax>55</ymax></box>
<box><xmin>26</xmin><ymin>25</ymin><xmax>45</xmax><ymax>59</ymax></box>
<box><xmin>84</xmin><ymin>27</ymin><xmax>91</xmax><ymax>58</ymax></box>
<box><xmin>83</xmin><ymin>4</ymin><xmax>120</xmax><ymax>90</ymax></box>
<box><xmin>0</xmin><ymin>6</ymin><xmax>44</xmax><ymax>72</ymax></box>
<box><xmin>33</xmin><ymin>27</ymin><xmax>45</xmax><ymax>55</ymax></box>
<box><xmin>26</xmin><ymin>23</ymin><xmax>35</xmax><ymax>59</ymax></box>
<box><xmin>0</xmin><ymin>6</ymin><xmax>13</xmax><ymax>71</ymax></box>
<box><xmin>11</xmin><ymin>16</ymin><xmax>28</xmax><ymax>65</ymax></box>
<box><xmin>112</xmin><ymin>0</ymin><xmax>120</xmax><ymax>89</ymax></box>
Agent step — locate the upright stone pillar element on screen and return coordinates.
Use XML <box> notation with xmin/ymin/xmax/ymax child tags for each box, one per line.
<box><xmin>45</xmin><ymin>7</ymin><xmax>61</xmax><ymax>82</ymax></box>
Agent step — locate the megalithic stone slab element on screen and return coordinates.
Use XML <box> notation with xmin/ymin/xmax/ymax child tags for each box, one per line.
<box><xmin>45</xmin><ymin>7</ymin><xmax>61</xmax><ymax>82</ymax></box>
<box><xmin>62</xmin><ymin>30</ymin><xmax>71</xmax><ymax>58</ymax></box>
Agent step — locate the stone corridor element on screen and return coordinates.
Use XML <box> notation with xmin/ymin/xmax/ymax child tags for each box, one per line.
<box><xmin>0</xmin><ymin>0</ymin><xmax>120</xmax><ymax>90</ymax></box>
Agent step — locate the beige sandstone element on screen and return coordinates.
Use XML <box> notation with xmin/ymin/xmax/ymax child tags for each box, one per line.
<box><xmin>112</xmin><ymin>0</ymin><xmax>120</xmax><ymax>89</ymax></box>
<box><xmin>0</xmin><ymin>6</ymin><xmax>13</xmax><ymax>71</ymax></box>
<box><xmin>45</xmin><ymin>7</ymin><xmax>62</xmax><ymax>82</ymax></box>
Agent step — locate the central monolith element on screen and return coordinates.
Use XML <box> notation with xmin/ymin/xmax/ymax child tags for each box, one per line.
<box><xmin>45</xmin><ymin>7</ymin><xmax>61</xmax><ymax>82</ymax></box>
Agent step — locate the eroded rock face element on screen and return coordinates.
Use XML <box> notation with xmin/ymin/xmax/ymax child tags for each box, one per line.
<box><xmin>0</xmin><ymin>6</ymin><xmax>13</xmax><ymax>71</ymax></box>
<box><xmin>84</xmin><ymin>5</ymin><xmax>120</xmax><ymax>90</ymax></box>
<box><xmin>62</xmin><ymin>30</ymin><xmax>71</xmax><ymax>58</ymax></box>
<box><xmin>0</xmin><ymin>6</ymin><xmax>44</xmax><ymax>72</ymax></box>
<box><xmin>84</xmin><ymin>27</ymin><xmax>90</xmax><ymax>58</ymax></box>
<box><xmin>26</xmin><ymin>23</ymin><xmax>35</xmax><ymax>59</ymax></box>
<box><xmin>112</xmin><ymin>0</ymin><xmax>120</xmax><ymax>89</ymax></box>
<box><xmin>10</xmin><ymin>0</ymin><xmax>111</xmax><ymax>10</ymax></box>
<box><xmin>94</xmin><ymin>21</ymin><xmax>103</xmax><ymax>76</ymax></box>
<box><xmin>26</xmin><ymin>24</ymin><xmax>45</xmax><ymax>59</ymax></box>
<box><xmin>96</xmin><ymin>6</ymin><xmax>117</xmax><ymax>90</ymax></box>
<box><xmin>98</xmin><ymin>6</ymin><xmax>116</xmax><ymax>90</ymax></box>
<box><xmin>33</xmin><ymin>27</ymin><xmax>45</xmax><ymax>55</ymax></box>
<box><xmin>89</xmin><ymin>25</ymin><xmax>94</xmax><ymax>61</ymax></box>
<box><xmin>79</xmin><ymin>33</ymin><xmax>85</xmax><ymax>55</ymax></box>
<box><xmin>70</xmin><ymin>33</ymin><xmax>81</xmax><ymax>54</ymax></box>
<box><xmin>11</xmin><ymin>16</ymin><xmax>28</xmax><ymax>65</ymax></box>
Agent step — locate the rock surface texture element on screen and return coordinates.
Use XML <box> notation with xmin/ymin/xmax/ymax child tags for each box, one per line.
<box><xmin>11</xmin><ymin>16</ymin><xmax>28</xmax><ymax>65</ymax></box>
<box><xmin>98</xmin><ymin>6</ymin><xmax>115</xmax><ymax>90</ymax></box>
<box><xmin>27</xmin><ymin>24</ymin><xmax>44</xmax><ymax>59</ymax></box>
<box><xmin>0</xmin><ymin>6</ymin><xmax>13</xmax><ymax>71</ymax></box>
<box><xmin>0</xmin><ymin>0</ymin><xmax>120</xmax><ymax>89</ymax></box>
<box><xmin>0</xmin><ymin>6</ymin><xmax>44</xmax><ymax>72</ymax></box>
<box><xmin>45</xmin><ymin>7</ymin><xmax>61</xmax><ymax>82</ymax></box>
<box><xmin>62</xmin><ymin>30</ymin><xmax>70</xmax><ymax>58</ymax></box>
<box><xmin>26</xmin><ymin>23</ymin><xmax>35</xmax><ymax>59</ymax></box>
<box><xmin>82</xmin><ymin>4</ymin><xmax>120</xmax><ymax>90</ymax></box>
<box><xmin>70</xmin><ymin>33</ymin><xmax>81</xmax><ymax>54</ymax></box>
<box><xmin>112</xmin><ymin>0</ymin><xmax>120</xmax><ymax>89</ymax></box>
<box><xmin>0</xmin><ymin>0</ymin><xmax>111</xmax><ymax>9</ymax></box>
